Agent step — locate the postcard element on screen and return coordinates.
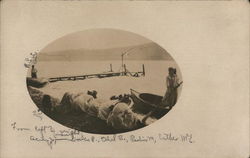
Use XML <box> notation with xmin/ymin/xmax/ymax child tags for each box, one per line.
<box><xmin>1</xmin><ymin>1</ymin><xmax>249</xmax><ymax>158</ymax></box>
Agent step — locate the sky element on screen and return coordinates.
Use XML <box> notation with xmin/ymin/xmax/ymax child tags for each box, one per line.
<box><xmin>39</xmin><ymin>28</ymin><xmax>172</xmax><ymax>61</ymax></box>
<box><xmin>41</xmin><ymin>29</ymin><xmax>152</xmax><ymax>52</ymax></box>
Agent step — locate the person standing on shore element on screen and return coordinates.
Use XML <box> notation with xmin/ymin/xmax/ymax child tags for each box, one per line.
<box><xmin>31</xmin><ymin>65</ymin><xmax>37</xmax><ymax>78</ymax></box>
<box><xmin>162</xmin><ymin>67</ymin><xmax>181</xmax><ymax>107</ymax></box>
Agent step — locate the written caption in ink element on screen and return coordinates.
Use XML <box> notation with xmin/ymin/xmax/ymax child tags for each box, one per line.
<box><xmin>11</xmin><ymin>121</ymin><xmax>195</xmax><ymax>149</ymax></box>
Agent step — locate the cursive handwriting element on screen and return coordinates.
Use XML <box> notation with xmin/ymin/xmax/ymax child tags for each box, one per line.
<box><xmin>130</xmin><ymin>135</ymin><xmax>156</xmax><ymax>143</ymax></box>
<box><xmin>11</xmin><ymin>122</ymin><xmax>195</xmax><ymax>148</ymax></box>
<box><xmin>11</xmin><ymin>122</ymin><xmax>30</xmax><ymax>131</ymax></box>
<box><xmin>24</xmin><ymin>51</ymin><xmax>38</xmax><ymax>68</ymax></box>
<box><xmin>158</xmin><ymin>133</ymin><xmax>179</xmax><ymax>141</ymax></box>
<box><xmin>32</xmin><ymin>110</ymin><xmax>43</xmax><ymax>120</ymax></box>
<box><xmin>180</xmin><ymin>133</ymin><xmax>194</xmax><ymax>143</ymax></box>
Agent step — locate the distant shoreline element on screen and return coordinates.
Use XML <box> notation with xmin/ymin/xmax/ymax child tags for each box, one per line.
<box><xmin>39</xmin><ymin>42</ymin><xmax>172</xmax><ymax>61</ymax></box>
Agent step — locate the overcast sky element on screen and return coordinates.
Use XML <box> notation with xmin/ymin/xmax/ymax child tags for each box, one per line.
<box><xmin>38</xmin><ymin>28</ymin><xmax>172</xmax><ymax>61</ymax></box>
<box><xmin>41</xmin><ymin>29</ymin><xmax>152</xmax><ymax>53</ymax></box>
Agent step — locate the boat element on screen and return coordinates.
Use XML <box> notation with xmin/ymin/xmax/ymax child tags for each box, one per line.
<box><xmin>26</xmin><ymin>77</ymin><xmax>48</xmax><ymax>88</ymax></box>
<box><xmin>130</xmin><ymin>89</ymin><xmax>171</xmax><ymax>119</ymax></box>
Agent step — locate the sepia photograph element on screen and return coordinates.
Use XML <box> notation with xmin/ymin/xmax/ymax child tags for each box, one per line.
<box><xmin>1</xmin><ymin>1</ymin><xmax>249</xmax><ymax>157</ymax></box>
<box><xmin>26</xmin><ymin>29</ymin><xmax>183</xmax><ymax>134</ymax></box>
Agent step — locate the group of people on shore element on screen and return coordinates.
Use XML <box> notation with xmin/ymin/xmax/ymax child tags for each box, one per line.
<box><xmin>42</xmin><ymin>91</ymin><xmax>153</xmax><ymax>130</ymax></box>
<box><xmin>39</xmin><ymin>67</ymin><xmax>182</xmax><ymax>131</ymax></box>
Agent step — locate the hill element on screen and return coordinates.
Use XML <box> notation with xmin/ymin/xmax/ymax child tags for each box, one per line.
<box><xmin>38</xmin><ymin>42</ymin><xmax>172</xmax><ymax>61</ymax></box>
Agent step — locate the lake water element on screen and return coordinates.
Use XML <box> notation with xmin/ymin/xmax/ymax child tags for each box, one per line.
<box><xmin>28</xmin><ymin>60</ymin><xmax>182</xmax><ymax>100</ymax></box>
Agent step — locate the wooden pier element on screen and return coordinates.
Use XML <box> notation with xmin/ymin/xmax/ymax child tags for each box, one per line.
<box><xmin>49</xmin><ymin>64</ymin><xmax>145</xmax><ymax>83</ymax></box>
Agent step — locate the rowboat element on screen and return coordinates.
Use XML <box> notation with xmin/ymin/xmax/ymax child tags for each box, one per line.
<box><xmin>130</xmin><ymin>89</ymin><xmax>171</xmax><ymax>119</ymax></box>
<box><xmin>26</xmin><ymin>77</ymin><xmax>48</xmax><ymax>88</ymax></box>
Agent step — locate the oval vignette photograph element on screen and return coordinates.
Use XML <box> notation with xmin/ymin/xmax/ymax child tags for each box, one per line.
<box><xmin>26</xmin><ymin>29</ymin><xmax>183</xmax><ymax>134</ymax></box>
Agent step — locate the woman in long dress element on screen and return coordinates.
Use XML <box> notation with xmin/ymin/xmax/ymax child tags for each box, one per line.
<box><xmin>162</xmin><ymin>67</ymin><xmax>180</xmax><ymax>107</ymax></box>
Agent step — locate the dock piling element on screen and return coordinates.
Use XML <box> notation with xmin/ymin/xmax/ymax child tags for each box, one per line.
<box><xmin>110</xmin><ymin>64</ymin><xmax>113</xmax><ymax>72</ymax></box>
<box><xmin>124</xmin><ymin>64</ymin><xmax>127</xmax><ymax>75</ymax></box>
<box><xmin>142</xmin><ymin>64</ymin><xmax>145</xmax><ymax>76</ymax></box>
